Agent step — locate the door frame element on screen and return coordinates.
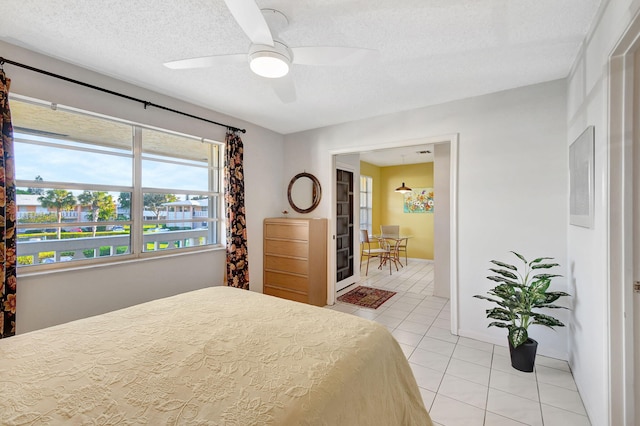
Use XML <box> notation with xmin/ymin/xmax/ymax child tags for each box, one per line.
<box><xmin>608</xmin><ymin>11</ymin><xmax>640</xmax><ymax>425</ymax></box>
<box><xmin>327</xmin><ymin>134</ymin><xmax>459</xmax><ymax>333</ymax></box>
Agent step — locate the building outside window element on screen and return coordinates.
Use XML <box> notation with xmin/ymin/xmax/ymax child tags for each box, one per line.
<box><xmin>360</xmin><ymin>175</ymin><xmax>373</xmax><ymax>235</ymax></box>
<box><xmin>12</xmin><ymin>96</ymin><xmax>223</xmax><ymax>268</ymax></box>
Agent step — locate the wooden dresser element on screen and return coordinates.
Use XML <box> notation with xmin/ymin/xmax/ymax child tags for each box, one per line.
<box><xmin>263</xmin><ymin>217</ymin><xmax>327</xmax><ymax>306</ymax></box>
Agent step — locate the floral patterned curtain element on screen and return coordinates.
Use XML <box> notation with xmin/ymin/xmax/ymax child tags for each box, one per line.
<box><xmin>0</xmin><ymin>68</ymin><xmax>17</xmax><ymax>338</ymax></box>
<box><xmin>224</xmin><ymin>131</ymin><xmax>249</xmax><ymax>289</ymax></box>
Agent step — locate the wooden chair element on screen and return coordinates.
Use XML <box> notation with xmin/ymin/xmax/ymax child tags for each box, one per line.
<box><xmin>380</xmin><ymin>225</ymin><xmax>408</xmax><ymax>265</ymax></box>
<box><xmin>360</xmin><ymin>229</ymin><xmax>388</xmax><ymax>276</ymax></box>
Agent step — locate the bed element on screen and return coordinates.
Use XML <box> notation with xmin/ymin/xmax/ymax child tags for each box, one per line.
<box><xmin>0</xmin><ymin>286</ymin><xmax>432</xmax><ymax>425</ymax></box>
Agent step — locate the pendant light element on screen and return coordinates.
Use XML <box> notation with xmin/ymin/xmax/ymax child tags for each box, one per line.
<box><xmin>395</xmin><ymin>155</ymin><xmax>412</xmax><ymax>194</ymax></box>
<box><xmin>395</xmin><ymin>182</ymin><xmax>412</xmax><ymax>194</ymax></box>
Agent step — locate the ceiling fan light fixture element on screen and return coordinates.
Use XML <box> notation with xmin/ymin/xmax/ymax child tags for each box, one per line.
<box><xmin>250</xmin><ymin>54</ymin><xmax>289</xmax><ymax>78</ymax></box>
<box><xmin>249</xmin><ymin>42</ymin><xmax>291</xmax><ymax>78</ymax></box>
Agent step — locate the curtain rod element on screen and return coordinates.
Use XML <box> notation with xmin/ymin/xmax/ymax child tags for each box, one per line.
<box><xmin>0</xmin><ymin>57</ymin><xmax>246</xmax><ymax>134</ymax></box>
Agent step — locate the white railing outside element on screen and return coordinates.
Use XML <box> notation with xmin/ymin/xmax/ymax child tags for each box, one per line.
<box><xmin>17</xmin><ymin>229</ymin><xmax>211</xmax><ymax>265</ymax></box>
<box><xmin>17</xmin><ymin>211</ymin><xmax>89</xmax><ymax>221</ymax></box>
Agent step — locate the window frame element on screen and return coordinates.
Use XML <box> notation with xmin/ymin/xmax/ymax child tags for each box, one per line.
<box><xmin>359</xmin><ymin>175</ymin><xmax>373</xmax><ymax>235</ymax></box>
<box><xmin>12</xmin><ymin>95</ymin><xmax>225</xmax><ymax>271</ymax></box>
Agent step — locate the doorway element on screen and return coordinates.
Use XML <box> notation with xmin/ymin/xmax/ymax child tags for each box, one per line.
<box><xmin>328</xmin><ymin>134</ymin><xmax>459</xmax><ymax>333</ymax></box>
<box><xmin>608</xmin><ymin>13</ymin><xmax>640</xmax><ymax>425</ymax></box>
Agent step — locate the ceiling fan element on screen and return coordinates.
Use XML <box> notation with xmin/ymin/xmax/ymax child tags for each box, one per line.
<box><xmin>163</xmin><ymin>0</ymin><xmax>376</xmax><ymax>103</ymax></box>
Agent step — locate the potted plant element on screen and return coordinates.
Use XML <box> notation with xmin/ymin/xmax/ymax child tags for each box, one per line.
<box><xmin>474</xmin><ymin>251</ymin><xmax>570</xmax><ymax>372</ymax></box>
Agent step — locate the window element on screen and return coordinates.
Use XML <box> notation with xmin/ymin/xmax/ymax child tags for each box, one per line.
<box><xmin>12</xmin><ymin>97</ymin><xmax>223</xmax><ymax>268</ymax></box>
<box><xmin>359</xmin><ymin>175</ymin><xmax>373</xmax><ymax>235</ymax></box>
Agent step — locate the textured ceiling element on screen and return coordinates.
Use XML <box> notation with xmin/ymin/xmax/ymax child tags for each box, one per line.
<box><xmin>360</xmin><ymin>144</ymin><xmax>434</xmax><ymax>167</ymax></box>
<box><xmin>0</xmin><ymin>0</ymin><xmax>601</xmax><ymax>135</ymax></box>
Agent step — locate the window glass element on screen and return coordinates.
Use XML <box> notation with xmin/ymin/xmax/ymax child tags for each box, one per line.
<box><xmin>140</xmin><ymin>128</ymin><xmax>221</xmax><ymax>253</ymax></box>
<box><xmin>141</xmin><ymin>192</ymin><xmax>220</xmax><ymax>253</ymax></box>
<box><xmin>11</xmin><ymin>97</ymin><xmax>223</xmax><ymax>269</ymax></box>
<box><xmin>359</xmin><ymin>175</ymin><xmax>373</xmax><ymax>235</ymax></box>
<box><xmin>141</xmin><ymin>159</ymin><xmax>209</xmax><ymax>191</ymax></box>
<box><xmin>15</xmin><ymin>140</ymin><xmax>132</xmax><ymax>186</ymax></box>
<box><xmin>141</xmin><ymin>127</ymin><xmax>216</xmax><ymax>192</ymax></box>
<box><xmin>16</xmin><ymin>187</ymin><xmax>131</xmax><ymax>266</ymax></box>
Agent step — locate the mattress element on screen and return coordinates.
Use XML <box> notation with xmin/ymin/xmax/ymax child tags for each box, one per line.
<box><xmin>0</xmin><ymin>286</ymin><xmax>432</xmax><ymax>425</ymax></box>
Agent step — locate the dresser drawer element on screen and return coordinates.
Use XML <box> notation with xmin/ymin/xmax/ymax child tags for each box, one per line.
<box><xmin>264</xmin><ymin>271</ymin><xmax>309</xmax><ymax>293</ymax></box>
<box><xmin>265</xmin><ymin>223</ymin><xmax>309</xmax><ymax>241</ymax></box>
<box><xmin>264</xmin><ymin>285</ymin><xmax>308</xmax><ymax>304</ymax></box>
<box><xmin>265</xmin><ymin>255</ymin><xmax>308</xmax><ymax>275</ymax></box>
<box><xmin>264</xmin><ymin>239</ymin><xmax>308</xmax><ymax>258</ymax></box>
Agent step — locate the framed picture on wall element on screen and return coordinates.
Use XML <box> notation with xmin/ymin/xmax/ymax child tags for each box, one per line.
<box><xmin>403</xmin><ymin>188</ymin><xmax>434</xmax><ymax>213</ymax></box>
<box><xmin>569</xmin><ymin>126</ymin><xmax>595</xmax><ymax>228</ymax></box>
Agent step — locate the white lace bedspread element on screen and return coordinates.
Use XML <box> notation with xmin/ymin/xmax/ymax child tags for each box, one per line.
<box><xmin>0</xmin><ymin>286</ymin><xmax>432</xmax><ymax>425</ymax></box>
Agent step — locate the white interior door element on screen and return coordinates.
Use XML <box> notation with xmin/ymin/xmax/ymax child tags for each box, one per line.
<box><xmin>634</xmin><ymin>47</ymin><xmax>640</xmax><ymax>426</ymax></box>
<box><xmin>609</xmin><ymin>15</ymin><xmax>640</xmax><ymax>424</ymax></box>
<box><xmin>634</xmin><ymin>182</ymin><xmax>639</xmax><ymax>424</ymax></box>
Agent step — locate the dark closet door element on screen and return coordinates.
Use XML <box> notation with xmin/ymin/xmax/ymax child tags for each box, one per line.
<box><xmin>336</xmin><ymin>169</ymin><xmax>354</xmax><ymax>287</ymax></box>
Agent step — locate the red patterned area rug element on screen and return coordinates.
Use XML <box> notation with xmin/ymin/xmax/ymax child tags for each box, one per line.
<box><xmin>337</xmin><ymin>286</ymin><xmax>396</xmax><ymax>309</ymax></box>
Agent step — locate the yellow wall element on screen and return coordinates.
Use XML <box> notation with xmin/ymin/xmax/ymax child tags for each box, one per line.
<box><xmin>360</xmin><ymin>161</ymin><xmax>434</xmax><ymax>259</ymax></box>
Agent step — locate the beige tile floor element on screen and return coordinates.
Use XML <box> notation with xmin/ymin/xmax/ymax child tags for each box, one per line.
<box><xmin>328</xmin><ymin>259</ymin><xmax>591</xmax><ymax>426</ymax></box>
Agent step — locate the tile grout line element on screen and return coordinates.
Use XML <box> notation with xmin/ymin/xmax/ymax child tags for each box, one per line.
<box><xmin>334</xmin><ymin>259</ymin><xmax>588</xmax><ymax>425</ymax></box>
<box><xmin>535</xmin><ymin>367</ymin><xmax>545</xmax><ymax>425</ymax></box>
<box><xmin>482</xmin><ymin>349</ymin><xmax>495</xmax><ymax>426</ymax></box>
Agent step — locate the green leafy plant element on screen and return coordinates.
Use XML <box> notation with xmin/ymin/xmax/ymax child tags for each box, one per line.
<box><xmin>474</xmin><ymin>251</ymin><xmax>570</xmax><ymax>348</ymax></box>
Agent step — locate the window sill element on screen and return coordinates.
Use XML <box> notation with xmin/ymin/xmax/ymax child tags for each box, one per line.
<box><xmin>17</xmin><ymin>244</ymin><xmax>225</xmax><ymax>278</ymax></box>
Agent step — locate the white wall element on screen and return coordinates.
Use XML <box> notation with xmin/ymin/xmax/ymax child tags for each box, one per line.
<box><xmin>283</xmin><ymin>79</ymin><xmax>570</xmax><ymax>359</ymax></box>
<box><xmin>566</xmin><ymin>1</ymin><xmax>640</xmax><ymax>425</ymax></box>
<box><xmin>3</xmin><ymin>41</ymin><xmax>285</xmax><ymax>333</ymax></box>
<box><xmin>433</xmin><ymin>143</ymin><xmax>451</xmax><ymax>298</ymax></box>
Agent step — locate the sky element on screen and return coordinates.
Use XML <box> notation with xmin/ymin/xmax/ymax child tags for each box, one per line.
<box><xmin>14</xmin><ymin>133</ymin><xmax>213</xmax><ymax>198</ymax></box>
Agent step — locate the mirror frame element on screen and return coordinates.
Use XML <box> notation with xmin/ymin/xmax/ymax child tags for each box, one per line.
<box><xmin>287</xmin><ymin>172</ymin><xmax>322</xmax><ymax>214</ymax></box>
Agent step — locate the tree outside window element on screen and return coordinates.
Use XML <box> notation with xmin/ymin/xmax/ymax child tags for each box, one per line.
<box><xmin>38</xmin><ymin>189</ymin><xmax>77</xmax><ymax>239</ymax></box>
<box><xmin>78</xmin><ymin>191</ymin><xmax>116</xmax><ymax>237</ymax></box>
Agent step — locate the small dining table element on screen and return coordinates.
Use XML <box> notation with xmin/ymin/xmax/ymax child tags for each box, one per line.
<box><xmin>371</xmin><ymin>235</ymin><xmax>411</xmax><ymax>273</ymax></box>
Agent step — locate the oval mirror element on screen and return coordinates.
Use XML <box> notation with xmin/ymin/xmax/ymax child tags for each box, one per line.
<box><xmin>287</xmin><ymin>172</ymin><xmax>322</xmax><ymax>214</ymax></box>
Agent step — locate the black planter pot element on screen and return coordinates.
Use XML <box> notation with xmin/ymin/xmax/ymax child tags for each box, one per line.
<box><xmin>508</xmin><ymin>338</ymin><xmax>538</xmax><ymax>372</ymax></box>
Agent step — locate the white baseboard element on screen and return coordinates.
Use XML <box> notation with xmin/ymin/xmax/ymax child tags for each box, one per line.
<box><xmin>457</xmin><ymin>328</ymin><xmax>569</xmax><ymax>361</ymax></box>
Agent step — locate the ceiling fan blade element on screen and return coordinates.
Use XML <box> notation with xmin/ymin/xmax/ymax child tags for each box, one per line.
<box><xmin>270</xmin><ymin>75</ymin><xmax>296</xmax><ymax>103</ymax></box>
<box><xmin>291</xmin><ymin>47</ymin><xmax>378</xmax><ymax>66</ymax></box>
<box><xmin>164</xmin><ymin>54</ymin><xmax>246</xmax><ymax>70</ymax></box>
<box><xmin>223</xmin><ymin>0</ymin><xmax>274</xmax><ymax>46</ymax></box>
